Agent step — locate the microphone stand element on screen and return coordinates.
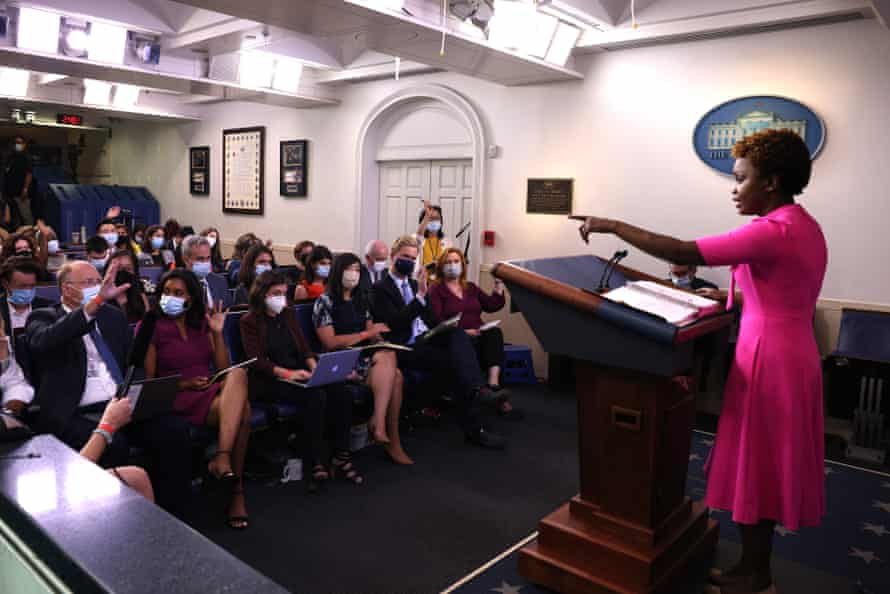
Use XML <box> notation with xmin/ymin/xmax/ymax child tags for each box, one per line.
<box><xmin>597</xmin><ymin>250</ymin><xmax>628</xmax><ymax>293</ymax></box>
<box><xmin>455</xmin><ymin>221</ymin><xmax>471</xmax><ymax>263</ymax></box>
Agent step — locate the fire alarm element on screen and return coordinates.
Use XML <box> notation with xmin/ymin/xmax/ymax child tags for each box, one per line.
<box><xmin>483</xmin><ymin>230</ymin><xmax>495</xmax><ymax>247</ymax></box>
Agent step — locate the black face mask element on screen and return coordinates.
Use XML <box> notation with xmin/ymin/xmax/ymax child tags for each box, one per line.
<box><xmin>115</xmin><ymin>270</ymin><xmax>135</xmax><ymax>288</ymax></box>
<box><xmin>394</xmin><ymin>257</ymin><xmax>415</xmax><ymax>277</ymax></box>
<box><xmin>16</xmin><ymin>250</ymin><xmax>33</xmax><ymax>259</ymax></box>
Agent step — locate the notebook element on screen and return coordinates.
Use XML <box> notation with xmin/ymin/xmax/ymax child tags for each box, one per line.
<box><xmin>603</xmin><ymin>281</ymin><xmax>721</xmax><ymax>327</ymax></box>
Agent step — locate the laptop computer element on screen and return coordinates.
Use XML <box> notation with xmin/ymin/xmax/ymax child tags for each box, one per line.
<box><xmin>278</xmin><ymin>350</ymin><xmax>361</xmax><ymax>389</ymax></box>
<box><xmin>127</xmin><ymin>375</ymin><xmax>181</xmax><ymax>421</ymax></box>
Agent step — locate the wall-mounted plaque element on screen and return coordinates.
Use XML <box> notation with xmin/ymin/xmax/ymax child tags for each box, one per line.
<box><xmin>189</xmin><ymin>146</ymin><xmax>209</xmax><ymax>195</ymax></box>
<box><xmin>280</xmin><ymin>139</ymin><xmax>308</xmax><ymax>197</ymax></box>
<box><xmin>223</xmin><ymin>126</ymin><xmax>264</xmax><ymax>215</ymax></box>
<box><xmin>527</xmin><ymin>178</ymin><xmax>573</xmax><ymax>215</ymax></box>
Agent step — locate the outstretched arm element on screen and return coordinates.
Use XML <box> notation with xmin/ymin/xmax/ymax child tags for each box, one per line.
<box><xmin>573</xmin><ymin>216</ymin><xmax>704</xmax><ymax>266</ymax></box>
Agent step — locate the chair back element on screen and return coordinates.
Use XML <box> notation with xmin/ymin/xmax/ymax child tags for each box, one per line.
<box><xmin>834</xmin><ymin>309</ymin><xmax>890</xmax><ymax>363</ymax></box>
<box><xmin>223</xmin><ymin>310</ymin><xmax>247</xmax><ymax>363</ymax></box>
<box><xmin>293</xmin><ymin>304</ymin><xmax>322</xmax><ymax>354</ymax></box>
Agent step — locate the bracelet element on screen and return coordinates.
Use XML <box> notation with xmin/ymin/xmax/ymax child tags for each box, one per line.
<box><xmin>92</xmin><ymin>295</ymin><xmax>104</xmax><ymax>306</ymax></box>
<box><xmin>92</xmin><ymin>428</ymin><xmax>113</xmax><ymax>445</ymax></box>
<box><xmin>98</xmin><ymin>422</ymin><xmax>116</xmax><ymax>434</ymax></box>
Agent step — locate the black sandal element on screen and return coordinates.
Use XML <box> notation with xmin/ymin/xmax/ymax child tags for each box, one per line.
<box><xmin>226</xmin><ymin>486</ymin><xmax>248</xmax><ymax>530</ymax></box>
<box><xmin>331</xmin><ymin>451</ymin><xmax>363</xmax><ymax>485</ymax></box>
<box><xmin>208</xmin><ymin>450</ymin><xmax>237</xmax><ymax>485</ymax></box>
<box><xmin>306</xmin><ymin>464</ymin><xmax>329</xmax><ymax>494</ymax></box>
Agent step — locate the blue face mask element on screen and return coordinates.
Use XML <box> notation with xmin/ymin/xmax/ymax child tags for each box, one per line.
<box><xmin>394</xmin><ymin>257</ymin><xmax>415</xmax><ymax>277</ymax></box>
<box><xmin>102</xmin><ymin>233</ymin><xmax>119</xmax><ymax>247</ymax></box>
<box><xmin>160</xmin><ymin>295</ymin><xmax>187</xmax><ymax>317</ymax></box>
<box><xmin>315</xmin><ymin>264</ymin><xmax>330</xmax><ymax>279</ymax></box>
<box><xmin>255</xmin><ymin>264</ymin><xmax>272</xmax><ymax>276</ymax></box>
<box><xmin>80</xmin><ymin>284</ymin><xmax>101</xmax><ymax>306</ymax></box>
<box><xmin>47</xmin><ymin>240</ymin><xmax>60</xmax><ymax>254</ymax></box>
<box><xmin>151</xmin><ymin>237</ymin><xmax>165</xmax><ymax>250</ymax></box>
<box><xmin>192</xmin><ymin>261</ymin><xmax>212</xmax><ymax>279</ymax></box>
<box><xmin>8</xmin><ymin>288</ymin><xmax>35</xmax><ymax>306</ymax></box>
<box><xmin>90</xmin><ymin>258</ymin><xmax>107</xmax><ymax>272</ymax></box>
<box><xmin>427</xmin><ymin>221</ymin><xmax>442</xmax><ymax>233</ymax></box>
<box><xmin>671</xmin><ymin>274</ymin><xmax>693</xmax><ymax>289</ymax></box>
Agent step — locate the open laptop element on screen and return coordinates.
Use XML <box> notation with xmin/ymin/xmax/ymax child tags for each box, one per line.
<box><xmin>278</xmin><ymin>350</ymin><xmax>361</xmax><ymax>389</ymax></box>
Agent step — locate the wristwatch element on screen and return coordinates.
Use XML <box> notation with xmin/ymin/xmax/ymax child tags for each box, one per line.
<box><xmin>92</xmin><ymin>427</ymin><xmax>113</xmax><ymax>445</ymax></box>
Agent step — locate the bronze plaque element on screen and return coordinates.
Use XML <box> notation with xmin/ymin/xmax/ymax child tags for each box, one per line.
<box><xmin>527</xmin><ymin>178</ymin><xmax>573</xmax><ymax>215</ymax></box>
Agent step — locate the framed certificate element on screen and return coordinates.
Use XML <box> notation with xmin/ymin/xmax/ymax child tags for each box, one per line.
<box><xmin>280</xmin><ymin>139</ymin><xmax>308</xmax><ymax>197</ymax></box>
<box><xmin>223</xmin><ymin>127</ymin><xmax>265</xmax><ymax>215</ymax></box>
<box><xmin>189</xmin><ymin>146</ymin><xmax>209</xmax><ymax>195</ymax></box>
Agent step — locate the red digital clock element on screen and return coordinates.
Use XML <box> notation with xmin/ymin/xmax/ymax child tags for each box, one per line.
<box><xmin>57</xmin><ymin>113</ymin><xmax>84</xmax><ymax>126</ymax></box>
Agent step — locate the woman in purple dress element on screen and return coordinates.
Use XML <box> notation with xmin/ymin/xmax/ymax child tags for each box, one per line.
<box><xmin>576</xmin><ymin>129</ymin><xmax>827</xmax><ymax>594</ymax></box>
<box><xmin>142</xmin><ymin>269</ymin><xmax>251</xmax><ymax>530</ymax></box>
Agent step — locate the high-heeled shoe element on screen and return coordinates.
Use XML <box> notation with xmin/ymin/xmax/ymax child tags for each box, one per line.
<box><xmin>207</xmin><ymin>450</ymin><xmax>237</xmax><ymax>485</ymax></box>
<box><xmin>306</xmin><ymin>464</ymin><xmax>329</xmax><ymax>494</ymax></box>
<box><xmin>226</xmin><ymin>485</ymin><xmax>248</xmax><ymax>530</ymax></box>
<box><xmin>384</xmin><ymin>443</ymin><xmax>414</xmax><ymax>465</ymax></box>
<box><xmin>331</xmin><ymin>451</ymin><xmax>363</xmax><ymax>484</ymax></box>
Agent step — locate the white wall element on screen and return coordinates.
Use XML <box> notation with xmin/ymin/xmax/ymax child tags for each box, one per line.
<box><xmin>109</xmin><ymin>18</ymin><xmax>890</xmax><ymax>304</ymax></box>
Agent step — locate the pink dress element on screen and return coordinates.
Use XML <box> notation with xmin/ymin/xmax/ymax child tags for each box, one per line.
<box><xmin>151</xmin><ymin>317</ymin><xmax>221</xmax><ymax>425</ymax></box>
<box><xmin>696</xmin><ymin>204</ymin><xmax>827</xmax><ymax>530</ymax></box>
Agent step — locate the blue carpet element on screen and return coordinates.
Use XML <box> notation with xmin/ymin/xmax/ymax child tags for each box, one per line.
<box><xmin>450</xmin><ymin>431</ymin><xmax>890</xmax><ymax>594</ymax></box>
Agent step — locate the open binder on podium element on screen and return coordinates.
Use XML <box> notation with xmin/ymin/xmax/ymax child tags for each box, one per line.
<box><xmin>492</xmin><ymin>253</ymin><xmax>734</xmax><ymax>594</ymax></box>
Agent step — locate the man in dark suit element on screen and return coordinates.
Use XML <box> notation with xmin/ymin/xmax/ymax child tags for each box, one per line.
<box><xmin>181</xmin><ymin>234</ymin><xmax>231</xmax><ymax>308</ymax></box>
<box><xmin>668</xmin><ymin>263</ymin><xmax>718</xmax><ymax>291</ymax></box>
<box><xmin>371</xmin><ymin>235</ymin><xmax>506</xmax><ymax>449</ymax></box>
<box><xmin>359</xmin><ymin>239</ymin><xmax>390</xmax><ymax>295</ymax></box>
<box><xmin>25</xmin><ymin>260</ymin><xmax>192</xmax><ymax>518</ymax></box>
<box><xmin>0</xmin><ymin>257</ymin><xmax>54</xmax><ymax>337</ymax></box>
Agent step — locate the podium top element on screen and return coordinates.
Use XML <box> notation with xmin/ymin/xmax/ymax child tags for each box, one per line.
<box><xmin>492</xmin><ymin>255</ymin><xmax>732</xmax><ymax>345</ymax></box>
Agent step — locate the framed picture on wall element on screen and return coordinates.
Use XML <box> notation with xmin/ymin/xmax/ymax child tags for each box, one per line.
<box><xmin>189</xmin><ymin>146</ymin><xmax>209</xmax><ymax>195</ymax></box>
<box><xmin>280</xmin><ymin>139</ymin><xmax>308</xmax><ymax>197</ymax></box>
<box><xmin>223</xmin><ymin>127</ymin><xmax>265</xmax><ymax>215</ymax></box>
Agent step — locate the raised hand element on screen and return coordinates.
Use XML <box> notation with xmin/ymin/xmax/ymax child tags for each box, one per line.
<box><xmin>570</xmin><ymin>215</ymin><xmax>616</xmax><ymax>244</ymax></box>
<box><xmin>99</xmin><ymin>260</ymin><xmax>130</xmax><ymax>301</ymax></box>
<box><xmin>205</xmin><ymin>300</ymin><xmax>226</xmax><ymax>334</ymax></box>
<box><xmin>416</xmin><ymin>267</ymin><xmax>428</xmax><ymax>298</ymax></box>
<box><xmin>105</xmin><ymin>206</ymin><xmax>122</xmax><ymax>219</ymax></box>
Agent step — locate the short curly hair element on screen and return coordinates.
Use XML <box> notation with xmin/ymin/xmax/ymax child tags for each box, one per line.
<box><xmin>732</xmin><ymin>128</ymin><xmax>812</xmax><ymax>197</ymax></box>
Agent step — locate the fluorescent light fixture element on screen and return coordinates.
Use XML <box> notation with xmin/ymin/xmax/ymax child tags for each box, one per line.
<box><xmin>0</xmin><ymin>68</ymin><xmax>30</xmax><ymax>97</ymax></box>
<box><xmin>239</xmin><ymin>50</ymin><xmax>275</xmax><ymax>88</ymax></box>
<box><xmin>87</xmin><ymin>21</ymin><xmax>127</xmax><ymax>64</ymax></box>
<box><xmin>489</xmin><ymin>0</ymin><xmax>537</xmax><ymax>51</ymax></box>
<box><xmin>65</xmin><ymin>28</ymin><xmax>88</xmax><ymax>53</ymax></box>
<box><xmin>545</xmin><ymin>21</ymin><xmax>580</xmax><ymax>66</ymax></box>
<box><xmin>39</xmin><ymin>73</ymin><xmax>67</xmax><ymax>85</ymax></box>
<box><xmin>113</xmin><ymin>83</ymin><xmax>140</xmax><ymax>107</ymax></box>
<box><xmin>538</xmin><ymin>0</ymin><xmax>608</xmax><ymax>32</ymax></box>
<box><xmin>17</xmin><ymin>7</ymin><xmax>62</xmax><ymax>54</ymax></box>
<box><xmin>272</xmin><ymin>58</ymin><xmax>303</xmax><ymax>94</ymax></box>
<box><xmin>83</xmin><ymin>79</ymin><xmax>112</xmax><ymax>105</ymax></box>
<box><xmin>522</xmin><ymin>12</ymin><xmax>559</xmax><ymax>58</ymax></box>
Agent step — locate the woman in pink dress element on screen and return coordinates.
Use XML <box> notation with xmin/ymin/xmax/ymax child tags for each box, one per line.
<box><xmin>577</xmin><ymin>129</ymin><xmax>826</xmax><ymax>594</ymax></box>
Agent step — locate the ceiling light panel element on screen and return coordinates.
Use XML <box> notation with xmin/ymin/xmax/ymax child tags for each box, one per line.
<box><xmin>83</xmin><ymin>79</ymin><xmax>112</xmax><ymax>105</ymax></box>
<box><xmin>113</xmin><ymin>83</ymin><xmax>140</xmax><ymax>107</ymax></box>
<box><xmin>522</xmin><ymin>12</ymin><xmax>559</xmax><ymax>58</ymax></box>
<box><xmin>0</xmin><ymin>68</ymin><xmax>30</xmax><ymax>97</ymax></box>
<box><xmin>87</xmin><ymin>21</ymin><xmax>127</xmax><ymax>65</ymax></box>
<box><xmin>489</xmin><ymin>0</ymin><xmax>538</xmax><ymax>51</ymax></box>
<box><xmin>17</xmin><ymin>7</ymin><xmax>61</xmax><ymax>54</ymax></box>
<box><xmin>239</xmin><ymin>51</ymin><xmax>275</xmax><ymax>88</ymax></box>
<box><xmin>272</xmin><ymin>58</ymin><xmax>303</xmax><ymax>94</ymax></box>
<box><xmin>545</xmin><ymin>21</ymin><xmax>581</xmax><ymax>66</ymax></box>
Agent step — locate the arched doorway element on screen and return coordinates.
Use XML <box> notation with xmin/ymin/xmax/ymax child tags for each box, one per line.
<box><xmin>354</xmin><ymin>84</ymin><xmax>487</xmax><ymax>280</ymax></box>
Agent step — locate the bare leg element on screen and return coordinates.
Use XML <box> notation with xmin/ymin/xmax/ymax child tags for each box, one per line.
<box><xmin>384</xmin><ymin>369</ymin><xmax>413</xmax><ymax>465</ymax></box>
<box><xmin>206</xmin><ymin>368</ymin><xmax>249</xmax><ymax>479</ymax></box>
<box><xmin>487</xmin><ymin>365</ymin><xmax>500</xmax><ymax>386</ymax></box>
<box><xmin>367</xmin><ymin>350</ymin><xmax>396</xmax><ymax>443</ymax></box>
<box><xmin>228</xmin><ymin>398</ymin><xmax>251</xmax><ymax>525</ymax></box>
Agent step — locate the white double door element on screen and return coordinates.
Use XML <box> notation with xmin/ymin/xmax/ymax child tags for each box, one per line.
<box><xmin>378</xmin><ymin>159</ymin><xmax>474</xmax><ymax>252</ymax></box>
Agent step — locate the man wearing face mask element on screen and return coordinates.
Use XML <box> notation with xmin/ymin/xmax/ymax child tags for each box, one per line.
<box><xmin>24</xmin><ymin>259</ymin><xmax>193</xmax><ymax>518</ymax></box>
<box><xmin>96</xmin><ymin>219</ymin><xmax>119</xmax><ymax>251</ymax></box>
<box><xmin>360</xmin><ymin>239</ymin><xmax>389</xmax><ymax>294</ymax></box>
<box><xmin>182</xmin><ymin>235</ymin><xmax>230</xmax><ymax>309</ymax></box>
<box><xmin>371</xmin><ymin>235</ymin><xmax>506</xmax><ymax>449</ymax></box>
<box><xmin>85</xmin><ymin>236</ymin><xmax>110</xmax><ymax>275</ymax></box>
<box><xmin>0</xmin><ymin>257</ymin><xmax>54</xmax><ymax>339</ymax></box>
<box><xmin>667</xmin><ymin>263</ymin><xmax>717</xmax><ymax>291</ymax></box>
<box><xmin>3</xmin><ymin>135</ymin><xmax>43</xmax><ymax>230</ymax></box>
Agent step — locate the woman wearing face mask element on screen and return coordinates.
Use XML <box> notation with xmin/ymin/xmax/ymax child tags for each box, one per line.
<box><xmin>140</xmin><ymin>269</ymin><xmax>251</xmax><ymax>529</ymax></box>
<box><xmin>241</xmin><ymin>270</ymin><xmax>360</xmax><ymax>492</ymax></box>
<box><xmin>140</xmin><ymin>225</ymin><xmax>175</xmax><ymax>269</ymax></box>
<box><xmin>107</xmin><ymin>250</ymin><xmax>148</xmax><ymax>324</ymax></box>
<box><xmin>226</xmin><ymin>233</ymin><xmax>259</xmax><ymax>287</ymax></box>
<box><xmin>417</xmin><ymin>200</ymin><xmax>446</xmax><ymax>275</ymax></box>
<box><xmin>429</xmin><ymin>249</ymin><xmax>522</xmax><ymax>420</ymax></box>
<box><xmin>293</xmin><ymin>245</ymin><xmax>332</xmax><ymax>301</ymax></box>
<box><xmin>200</xmin><ymin>227</ymin><xmax>225</xmax><ymax>273</ymax></box>
<box><xmin>1</xmin><ymin>232</ymin><xmax>53</xmax><ymax>282</ymax></box>
<box><xmin>234</xmin><ymin>244</ymin><xmax>276</xmax><ymax>305</ymax></box>
<box><xmin>132</xmin><ymin>224</ymin><xmax>146</xmax><ymax>255</ymax></box>
<box><xmin>312</xmin><ymin>253</ymin><xmax>412</xmax><ymax>464</ymax></box>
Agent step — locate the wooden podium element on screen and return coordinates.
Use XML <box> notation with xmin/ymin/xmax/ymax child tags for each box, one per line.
<box><xmin>492</xmin><ymin>255</ymin><xmax>733</xmax><ymax>594</ymax></box>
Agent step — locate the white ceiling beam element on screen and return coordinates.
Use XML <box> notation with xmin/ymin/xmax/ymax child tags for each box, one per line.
<box><xmin>580</xmin><ymin>0</ymin><xmax>874</xmax><ymax>48</ymax></box>
<box><xmin>871</xmin><ymin>0</ymin><xmax>890</xmax><ymax>26</ymax></box>
<box><xmin>11</xmin><ymin>0</ymin><xmax>175</xmax><ymax>34</ymax></box>
<box><xmin>315</xmin><ymin>60</ymin><xmax>439</xmax><ymax>85</ymax></box>
<box><xmin>164</xmin><ymin>17</ymin><xmax>259</xmax><ymax>50</ymax></box>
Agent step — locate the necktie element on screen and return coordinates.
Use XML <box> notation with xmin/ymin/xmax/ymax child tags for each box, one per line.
<box><xmin>89</xmin><ymin>325</ymin><xmax>124</xmax><ymax>385</ymax></box>
<box><xmin>401</xmin><ymin>280</ymin><xmax>412</xmax><ymax>305</ymax></box>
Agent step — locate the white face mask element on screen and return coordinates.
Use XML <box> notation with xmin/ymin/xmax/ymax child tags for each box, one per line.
<box><xmin>14</xmin><ymin>143</ymin><xmax>24</xmax><ymax>153</ymax></box>
<box><xmin>207</xmin><ymin>235</ymin><xmax>217</xmax><ymax>248</ymax></box>
<box><xmin>443</xmin><ymin>262</ymin><xmax>462</xmax><ymax>279</ymax></box>
<box><xmin>372</xmin><ymin>261</ymin><xmax>387</xmax><ymax>273</ymax></box>
<box><xmin>342</xmin><ymin>270</ymin><xmax>360</xmax><ymax>290</ymax></box>
<box><xmin>47</xmin><ymin>240</ymin><xmax>60</xmax><ymax>254</ymax></box>
<box><xmin>265</xmin><ymin>295</ymin><xmax>287</xmax><ymax>314</ymax></box>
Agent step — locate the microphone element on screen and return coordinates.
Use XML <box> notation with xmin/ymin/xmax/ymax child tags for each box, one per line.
<box><xmin>597</xmin><ymin>250</ymin><xmax>628</xmax><ymax>293</ymax></box>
